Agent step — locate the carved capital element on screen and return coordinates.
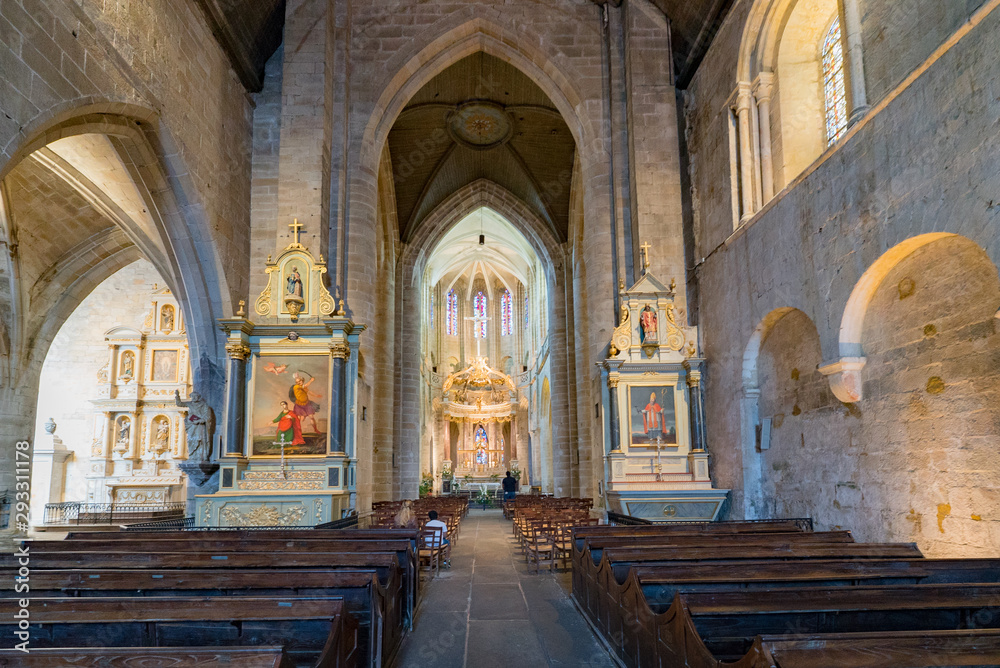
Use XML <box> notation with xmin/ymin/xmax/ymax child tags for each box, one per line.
<box><xmin>734</xmin><ymin>82</ymin><xmax>754</xmax><ymax>112</ymax></box>
<box><xmin>225</xmin><ymin>342</ymin><xmax>251</xmax><ymax>361</ymax></box>
<box><xmin>330</xmin><ymin>342</ymin><xmax>350</xmax><ymax>360</ymax></box>
<box><xmin>752</xmin><ymin>72</ymin><xmax>774</xmax><ymax>103</ymax></box>
<box><xmin>608</xmin><ymin>376</ymin><xmax>619</xmax><ymax>389</ymax></box>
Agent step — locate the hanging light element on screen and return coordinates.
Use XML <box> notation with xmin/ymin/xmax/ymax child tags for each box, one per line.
<box><xmin>479</xmin><ymin>208</ymin><xmax>485</xmax><ymax>245</ymax></box>
<box><xmin>479</xmin><ymin>234</ymin><xmax>485</xmax><ymax>245</ymax></box>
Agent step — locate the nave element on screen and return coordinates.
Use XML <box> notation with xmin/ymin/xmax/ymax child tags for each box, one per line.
<box><xmin>396</xmin><ymin>509</ymin><xmax>614</xmax><ymax>668</ymax></box>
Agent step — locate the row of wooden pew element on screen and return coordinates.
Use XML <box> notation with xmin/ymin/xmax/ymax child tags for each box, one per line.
<box><xmin>0</xmin><ymin>527</ymin><xmax>424</xmax><ymax>667</ymax></box>
<box><xmin>571</xmin><ymin>519</ymin><xmax>1000</xmax><ymax>667</ymax></box>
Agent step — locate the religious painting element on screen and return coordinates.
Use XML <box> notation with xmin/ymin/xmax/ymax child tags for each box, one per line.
<box><xmin>250</xmin><ymin>354</ymin><xmax>328</xmax><ymax>456</ymax></box>
<box><xmin>627</xmin><ymin>385</ymin><xmax>677</xmax><ymax>447</ymax></box>
<box><xmin>151</xmin><ymin>349</ymin><xmax>178</xmax><ymax>381</ymax></box>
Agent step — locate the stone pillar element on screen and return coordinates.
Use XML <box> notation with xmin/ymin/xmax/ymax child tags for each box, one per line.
<box><xmin>223</xmin><ymin>342</ymin><xmax>250</xmax><ymax>456</ymax></box>
<box><xmin>329</xmin><ymin>342</ymin><xmax>349</xmax><ymax>453</ymax></box>
<box><xmin>736</xmin><ymin>84</ymin><xmax>756</xmax><ymax>222</ymax></box>
<box><xmin>753</xmin><ymin>73</ymin><xmax>775</xmax><ymax>202</ymax></box>
<box><xmin>685</xmin><ymin>364</ymin><xmax>707</xmax><ymax>453</ymax></box>
<box><xmin>30</xmin><ymin>420</ymin><xmax>72</xmax><ymax>527</ymax></box>
<box><xmin>839</xmin><ymin>0</ymin><xmax>870</xmax><ymax>124</ymax></box>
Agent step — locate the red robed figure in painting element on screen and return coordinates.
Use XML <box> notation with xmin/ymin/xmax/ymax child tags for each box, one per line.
<box><xmin>273</xmin><ymin>400</ymin><xmax>306</xmax><ymax>445</ymax></box>
<box><xmin>642</xmin><ymin>392</ymin><xmax>665</xmax><ymax>434</ymax></box>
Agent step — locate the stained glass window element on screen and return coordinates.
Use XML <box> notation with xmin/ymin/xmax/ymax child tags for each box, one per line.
<box><xmin>501</xmin><ymin>290</ymin><xmax>512</xmax><ymax>336</ymax></box>
<box><xmin>446</xmin><ymin>289</ymin><xmax>458</xmax><ymax>335</ymax></box>
<box><xmin>822</xmin><ymin>17</ymin><xmax>847</xmax><ymax>145</ymax></box>
<box><xmin>429</xmin><ymin>290</ymin><xmax>434</xmax><ymax>328</ymax></box>
<box><xmin>524</xmin><ymin>296</ymin><xmax>529</xmax><ymax>330</ymax></box>
<box><xmin>474</xmin><ymin>424</ymin><xmax>488</xmax><ymax>465</ymax></box>
<box><xmin>474</xmin><ymin>291</ymin><xmax>487</xmax><ymax>338</ymax></box>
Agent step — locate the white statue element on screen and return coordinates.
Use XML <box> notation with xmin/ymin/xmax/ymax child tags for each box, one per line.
<box><xmin>174</xmin><ymin>390</ymin><xmax>215</xmax><ymax>462</ymax></box>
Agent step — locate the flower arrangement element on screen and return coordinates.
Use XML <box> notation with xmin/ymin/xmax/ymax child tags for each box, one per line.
<box><xmin>475</xmin><ymin>488</ymin><xmax>492</xmax><ymax>508</ymax></box>
<box><xmin>509</xmin><ymin>466</ymin><xmax>522</xmax><ymax>481</ymax></box>
<box><xmin>419</xmin><ymin>471</ymin><xmax>434</xmax><ymax>498</ymax></box>
<box><xmin>489</xmin><ymin>473</ymin><xmax>500</xmax><ymax>482</ymax></box>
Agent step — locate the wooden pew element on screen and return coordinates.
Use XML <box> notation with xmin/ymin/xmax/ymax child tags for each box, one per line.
<box><xmin>0</xmin><ymin>567</ymin><xmax>404</xmax><ymax>668</ymax></box>
<box><xmin>18</xmin><ymin>537</ymin><xmax>419</xmax><ymax>630</ymax></box>
<box><xmin>0</xmin><ymin>596</ymin><xmax>359</xmax><ymax>668</ymax></box>
<box><xmin>0</xmin><ymin>646</ymin><xmax>295</xmax><ymax>667</ymax></box>
<box><xmin>753</xmin><ymin>628</ymin><xmax>1000</xmax><ymax>668</ymax></box>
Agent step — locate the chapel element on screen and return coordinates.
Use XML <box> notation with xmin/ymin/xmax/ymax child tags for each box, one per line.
<box><xmin>2</xmin><ymin>0</ymin><xmax>1000</xmax><ymax>665</ymax></box>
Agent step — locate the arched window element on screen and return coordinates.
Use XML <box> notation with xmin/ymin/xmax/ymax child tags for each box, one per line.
<box><xmin>501</xmin><ymin>290</ymin><xmax>512</xmax><ymax>336</ymax></box>
<box><xmin>429</xmin><ymin>290</ymin><xmax>434</xmax><ymax>329</ymax></box>
<box><xmin>823</xmin><ymin>17</ymin><xmax>847</xmax><ymax>145</ymax></box>
<box><xmin>474</xmin><ymin>424</ymin><xmax>488</xmax><ymax>465</ymax></box>
<box><xmin>524</xmin><ymin>296</ymin><xmax>529</xmax><ymax>330</ymax></box>
<box><xmin>446</xmin><ymin>289</ymin><xmax>458</xmax><ymax>335</ymax></box>
<box><xmin>474</xmin><ymin>292</ymin><xmax>487</xmax><ymax>338</ymax></box>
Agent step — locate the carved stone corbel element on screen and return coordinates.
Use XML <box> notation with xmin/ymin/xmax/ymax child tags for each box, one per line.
<box><xmin>818</xmin><ymin>357</ymin><xmax>867</xmax><ymax>403</ymax></box>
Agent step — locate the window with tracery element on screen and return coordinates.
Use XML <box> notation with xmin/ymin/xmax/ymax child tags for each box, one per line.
<box><xmin>822</xmin><ymin>17</ymin><xmax>847</xmax><ymax>145</ymax></box>
<box><xmin>446</xmin><ymin>289</ymin><xmax>458</xmax><ymax>335</ymax></box>
<box><xmin>524</xmin><ymin>296</ymin><xmax>529</xmax><ymax>330</ymax></box>
<box><xmin>501</xmin><ymin>290</ymin><xmax>512</xmax><ymax>336</ymax></box>
<box><xmin>429</xmin><ymin>290</ymin><xmax>434</xmax><ymax>329</ymax></box>
<box><xmin>474</xmin><ymin>424</ymin><xmax>488</xmax><ymax>465</ymax></box>
<box><xmin>474</xmin><ymin>291</ymin><xmax>487</xmax><ymax>338</ymax></box>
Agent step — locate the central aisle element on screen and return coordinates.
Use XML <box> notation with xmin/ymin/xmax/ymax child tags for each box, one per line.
<box><xmin>394</xmin><ymin>509</ymin><xmax>616</xmax><ymax>667</ymax></box>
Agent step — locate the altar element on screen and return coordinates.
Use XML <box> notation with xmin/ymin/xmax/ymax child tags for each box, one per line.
<box><xmin>195</xmin><ymin>220</ymin><xmax>361</xmax><ymax>527</ymax></box>
<box><xmin>599</xmin><ymin>249</ymin><xmax>728</xmax><ymax>522</ymax></box>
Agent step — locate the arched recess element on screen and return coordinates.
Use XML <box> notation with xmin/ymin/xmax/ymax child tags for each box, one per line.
<box><xmin>821</xmin><ymin>232</ymin><xmax>956</xmax><ymax>402</ymax></box>
<box><xmin>393</xmin><ymin>179</ymin><xmax>569</xmax><ymax>498</ymax></box>
<box><xmin>740</xmin><ymin>306</ymin><xmax>801</xmax><ymax>518</ymax></box>
<box><xmin>1</xmin><ymin>104</ymin><xmax>231</xmax><ymax>403</ymax></box>
<box><xmin>731</xmin><ymin>0</ymin><xmax>869</xmax><ymax>220</ymax></box>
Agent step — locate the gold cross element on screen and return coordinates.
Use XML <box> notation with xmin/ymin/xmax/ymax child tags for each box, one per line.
<box><xmin>640</xmin><ymin>241</ymin><xmax>652</xmax><ymax>271</ymax></box>
<box><xmin>289</xmin><ymin>218</ymin><xmax>303</xmax><ymax>245</ymax></box>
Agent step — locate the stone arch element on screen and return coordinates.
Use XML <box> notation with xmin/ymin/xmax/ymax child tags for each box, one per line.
<box><xmin>823</xmin><ymin>232</ymin><xmax>957</xmax><ymax>402</ymax></box>
<box><xmin>740</xmin><ymin>306</ymin><xmax>811</xmax><ymax>518</ymax></box>
<box><xmin>0</xmin><ymin>103</ymin><xmax>230</xmax><ymax>401</ymax></box>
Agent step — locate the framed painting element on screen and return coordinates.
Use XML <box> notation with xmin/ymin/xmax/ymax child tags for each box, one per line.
<box><xmin>627</xmin><ymin>384</ymin><xmax>677</xmax><ymax>447</ymax></box>
<box><xmin>250</xmin><ymin>354</ymin><xmax>328</xmax><ymax>456</ymax></box>
<box><xmin>151</xmin><ymin>349</ymin><xmax>178</xmax><ymax>382</ymax></box>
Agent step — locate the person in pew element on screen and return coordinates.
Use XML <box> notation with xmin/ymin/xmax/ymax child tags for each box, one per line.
<box><xmin>394</xmin><ymin>500</ymin><xmax>417</xmax><ymax>529</ymax></box>
<box><xmin>425</xmin><ymin>510</ymin><xmax>451</xmax><ymax>567</ymax></box>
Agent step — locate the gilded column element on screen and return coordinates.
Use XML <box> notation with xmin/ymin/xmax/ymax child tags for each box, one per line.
<box><xmin>753</xmin><ymin>73</ymin><xmax>775</xmax><ymax>202</ymax></box>
<box><xmin>223</xmin><ymin>341</ymin><xmax>250</xmax><ymax>456</ymax></box>
<box><xmin>329</xmin><ymin>342</ymin><xmax>350</xmax><ymax>453</ymax></box>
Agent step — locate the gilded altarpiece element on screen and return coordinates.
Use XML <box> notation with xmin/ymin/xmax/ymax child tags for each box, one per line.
<box><xmin>87</xmin><ymin>287</ymin><xmax>190</xmax><ymax>505</ymax></box>
<box><xmin>601</xmin><ymin>271</ymin><xmax>729</xmax><ymax>521</ymax></box>
<box><xmin>196</xmin><ymin>232</ymin><xmax>363</xmax><ymax>527</ymax></box>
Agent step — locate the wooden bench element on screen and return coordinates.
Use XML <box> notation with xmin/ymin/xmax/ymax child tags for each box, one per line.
<box><xmin>0</xmin><ymin>566</ymin><xmax>404</xmax><ymax>668</ymax></box>
<box><xmin>0</xmin><ymin>645</ymin><xmax>294</xmax><ymax>667</ymax></box>
<box><xmin>0</xmin><ymin>596</ymin><xmax>359</xmax><ymax>668</ymax></box>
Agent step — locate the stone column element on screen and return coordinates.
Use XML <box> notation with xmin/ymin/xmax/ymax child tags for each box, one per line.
<box><xmin>736</xmin><ymin>84</ymin><xmax>756</xmax><ymax>222</ymax></box>
<box><xmin>753</xmin><ymin>73</ymin><xmax>775</xmax><ymax>201</ymax></box>
<box><xmin>329</xmin><ymin>342</ymin><xmax>349</xmax><ymax>453</ymax></box>
<box><xmin>608</xmin><ymin>376</ymin><xmax>621</xmax><ymax>454</ymax></box>
<box><xmin>839</xmin><ymin>0</ymin><xmax>870</xmax><ymax>124</ymax></box>
<box><xmin>685</xmin><ymin>364</ymin><xmax>707</xmax><ymax>453</ymax></box>
<box><xmin>223</xmin><ymin>341</ymin><xmax>250</xmax><ymax>456</ymax></box>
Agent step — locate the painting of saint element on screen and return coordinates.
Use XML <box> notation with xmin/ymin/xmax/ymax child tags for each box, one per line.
<box><xmin>251</xmin><ymin>354</ymin><xmax>328</xmax><ymax>456</ymax></box>
<box><xmin>273</xmin><ymin>401</ymin><xmax>306</xmax><ymax>446</ymax></box>
<box><xmin>628</xmin><ymin>385</ymin><xmax>677</xmax><ymax>447</ymax></box>
<box><xmin>152</xmin><ymin>350</ymin><xmax>178</xmax><ymax>381</ymax></box>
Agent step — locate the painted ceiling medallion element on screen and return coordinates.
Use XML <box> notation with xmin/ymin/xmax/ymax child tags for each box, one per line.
<box><xmin>447</xmin><ymin>101</ymin><xmax>514</xmax><ymax>150</ymax></box>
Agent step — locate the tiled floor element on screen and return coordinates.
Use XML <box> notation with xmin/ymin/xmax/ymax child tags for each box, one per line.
<box><xmin>394</xmin><ymin>509</ymin><xmax>616</xmax><ymax>667</ymax></box>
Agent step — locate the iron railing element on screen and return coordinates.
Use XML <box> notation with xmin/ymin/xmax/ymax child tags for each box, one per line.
<box><xmin>607</xmin><ymin>512</ymin><xmax>814</xmax><ymax>530</ymax></box>
<box><xmin>122</xmin><ymin>516</ymin><xmax>195</xmax><ymax>531</ymax></box>
<box><xmin>44</xmin><ymin>502</ymin><xmax>186</xmax><ymax>526</ymax></box>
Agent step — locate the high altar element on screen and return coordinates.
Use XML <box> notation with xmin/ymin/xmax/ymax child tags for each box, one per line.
<box><xmin>195</xmin><ymin>222</ymin><xmax>363</xmax><ymax>527</ymax></box>
<box><xmin>600</xmin><ymin>252</ymin><xmax>729</xmax><ymax>521</ymax></box>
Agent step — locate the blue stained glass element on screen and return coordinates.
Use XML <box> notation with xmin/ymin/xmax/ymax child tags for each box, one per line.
<box><xmin>501</xmin><ymin>290</ymin><xmax>512</xmax><ymax>336</ymax></box>
<box><xmin>446</xmin><ymin>289</ymin><xmax>458</xmax><ymax>335</ymax></box>
<box><xmin>474</xmin><ymin>292</ymin><xmax>487</xmax><ymax>338</ymax></box>
<box><xmin>823</xmin><ymin>18</ymin><xmax>847</xmax><ymax>145</ymax></box>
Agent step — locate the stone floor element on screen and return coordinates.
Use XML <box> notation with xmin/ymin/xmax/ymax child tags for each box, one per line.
<box><xmin>394</xmin><ymin>509</ymin><xmax>616</xmax><ymax>668</ymax></box>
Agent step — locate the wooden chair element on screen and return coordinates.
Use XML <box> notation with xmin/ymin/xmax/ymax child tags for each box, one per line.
<box><xmin>418</xmin><ymin>526</ymin><xmax>446</xmax><ymax>577</ymax></box>
<box><xmin>525</xmin><ymin>521</ymin><xmax>557</xmax><ymax>573</ymax></box>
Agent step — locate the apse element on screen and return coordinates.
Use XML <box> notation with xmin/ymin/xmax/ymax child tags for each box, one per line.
<box><xmin>419</xmin><ymin>207</ymin><xmax>554</xmax><ymax>493</ymax></box>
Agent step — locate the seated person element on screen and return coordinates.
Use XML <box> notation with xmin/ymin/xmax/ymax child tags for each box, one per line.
<box><xmin>424</xmin><ymin>510</ymin><xmax>451</xmax><ymax>565</ymax></box>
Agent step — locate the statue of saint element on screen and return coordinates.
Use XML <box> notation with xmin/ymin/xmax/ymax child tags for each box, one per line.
<box><xmin>286</xmin><ymin>267</ymin><xmax>304</xmax><ymax>298</ymax></box>
<box><xmin>175</xmin><ymin>390</ymin><xmax>216</xmax><ymax>461</ymax></box>
<box><xmin>121</xmin><ymin>351</ymin><xmax>135</xmax><ymax>377</ymax></box>
<box><xmin>117</xmin><ymin>419</ymin><xmax>130</xmax><ymax>446</ymax></box>
<box><xmin>153</xmin><ymin>419</ymin><xmax>169</xmax><ymax>454</ymax></box>
<box><xmin>160</xmin><ymin>305</ymin><xmax>174</xmax><ymax>332</ymax></box>
<box><xmin>640</xmin><ymin>305</ymin><xmax>658</xmax><ymax>342</ymax></box>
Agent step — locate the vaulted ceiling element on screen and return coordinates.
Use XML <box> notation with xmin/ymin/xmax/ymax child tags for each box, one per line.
<box><xmin>388</xmin><ymin>53</ymin><xmax>576</xmax><ymax>243</ymax></box>
<box><xmin>199</xmin><ymin>1</ymin><xmax>734</xmax><ymax>92</ymax></box>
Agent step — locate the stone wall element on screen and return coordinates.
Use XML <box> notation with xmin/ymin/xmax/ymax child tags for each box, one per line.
<box><xmin>687</xmin><ymin>0</ymin><xmax>1000</xmax><ymax>554</ymax></box>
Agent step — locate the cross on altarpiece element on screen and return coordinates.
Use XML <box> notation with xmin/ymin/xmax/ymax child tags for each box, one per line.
<box><xmin>463</xmin><ymin>313</ymin><xmax>492</xmax><ymax>357</ymax></box>
<box><xmin>640</xmin><ymin>241</ymin><xmax>652</xmax><ymax>273</ymax></box>
<box><xmin>289</xmin><ymin>218</ymin><xmax>304</xmax><ymax>245</ymax></box>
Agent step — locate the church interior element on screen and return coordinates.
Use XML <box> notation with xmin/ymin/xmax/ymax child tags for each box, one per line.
<box><xmin>2</xmin><ymin>0</ymin><xmax>1000</xmax><ymax>665</ymax></box>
